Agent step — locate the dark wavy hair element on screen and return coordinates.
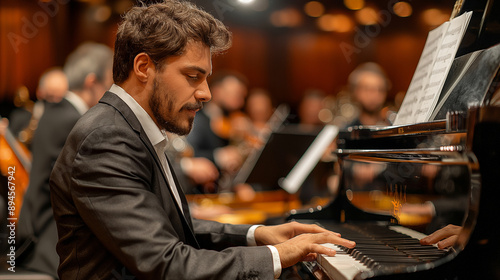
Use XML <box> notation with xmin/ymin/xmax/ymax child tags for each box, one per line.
<box><xmin>113</xmin><ymin>0</ymin><xmax>232</xmax><ymax>84</ymax></box>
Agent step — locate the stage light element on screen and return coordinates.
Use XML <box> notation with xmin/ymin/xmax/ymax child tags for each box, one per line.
<box><xmin>344</xmin><ymin>0</ymin><xmax>365</xmax><ymax>11</ymax></box>
<box><xmin>304</xmin><ymin>1</ymin><xmax>325</xmax><ymax>18</ymax></box>
<box><xmin>317</xmin><ymin>13</ymin><xmax>354</xmax><ymax>33</ymax></box>
<box><xmin>355</xmin><ymin>6</ymin><xmax>379</xmax><ymax>25</ymax></box>
<box><xmin>421</xmin><ymin>8</ymin><xmax>449</xmax><ymax>27</ymax></box>
<box><xmin>393</xmin><ymin>1</ymin><xmax>412</xmax><ymax>17</ymax></box>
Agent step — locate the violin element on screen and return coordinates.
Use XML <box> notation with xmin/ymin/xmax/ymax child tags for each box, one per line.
<box><xmin>211</xmin><ymin>111</ymin><xmax>264</xmax><ymax>151</ymax></box>
<box><xmin>0</xmin><ymin>119</ymin><xmax>31</xmax><ymax>220</ymax></box>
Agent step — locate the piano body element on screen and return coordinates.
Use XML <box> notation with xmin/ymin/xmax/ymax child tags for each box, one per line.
<box><xmin>286</xmin><ymin>1</ymin><xmax>500</xmax><ymax>279</ymax></box>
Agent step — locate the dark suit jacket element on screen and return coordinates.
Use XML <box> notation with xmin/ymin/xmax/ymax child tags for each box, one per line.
<box><xmin>17</xmin><ymin>98</ymin><xmax>82</xmax><ymax>278</ymax></box>
<box><xmin>49</xmin><ymin>92</ymin><xmax>274</xmax><ymax>280</ymax></box>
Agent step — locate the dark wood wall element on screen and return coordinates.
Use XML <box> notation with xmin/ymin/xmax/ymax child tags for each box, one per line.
<box><xmin>212</xmin><ymin>25</ymin><xmax>427</xmax><ymax>107</ymax></box>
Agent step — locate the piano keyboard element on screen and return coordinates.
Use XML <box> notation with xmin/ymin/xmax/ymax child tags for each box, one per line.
<box><xmin>316</xmin><ymin>222</ymin><xmax>448</xmax><ymax>280</ymax></box>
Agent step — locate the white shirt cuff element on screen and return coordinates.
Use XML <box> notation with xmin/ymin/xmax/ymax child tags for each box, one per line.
<box><xmin>266</xmin><ymin>245</ymin><xmax>282</xmax><ymax>279</ymax></box>
<box><xmin>246</xmin><ymin>224</ymin><xmax>261</xmax><ymax>246</ymax></box>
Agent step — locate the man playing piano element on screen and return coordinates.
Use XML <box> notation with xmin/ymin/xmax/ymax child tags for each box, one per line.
<box><xmin>49</xmin><ymin>1</ymin><xmax>356</xmax><ymax>279</ymax></box>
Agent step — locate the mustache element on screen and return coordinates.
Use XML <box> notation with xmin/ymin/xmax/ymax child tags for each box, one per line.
<box><xmin>181</xmin><ymin>101</ymin><xmax>203</xmax><ymax>111</ymax></box>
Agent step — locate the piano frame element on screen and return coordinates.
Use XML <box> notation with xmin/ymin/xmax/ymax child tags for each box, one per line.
<box><xmin>288</xmin><ymin>105</ymin><xmax>500</xmax><ymax>279</ymax></box>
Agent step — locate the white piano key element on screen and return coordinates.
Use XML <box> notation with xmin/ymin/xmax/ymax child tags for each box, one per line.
<box><xmin>318</xmin><ymin>243</ymin><xmax>371</xmax><ymax>280</ymax></box>
<box><xmin>388</xmin><ymin>225</ymin><xmax>429</xmax><ymax>240</ymax></box>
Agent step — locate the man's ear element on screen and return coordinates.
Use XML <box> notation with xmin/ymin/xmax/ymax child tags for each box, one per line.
<box><xmin>83</xmin><ymin>73</ymin><xmax>97</xmax><ymax>90</ymax></box>
<box><xmin>134</xmin><ymin>52</ymin><xmax>153</xmax><ymax>83</ymax></box>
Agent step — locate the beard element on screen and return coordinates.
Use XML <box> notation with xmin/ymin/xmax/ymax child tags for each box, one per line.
<box><xmin>149</xmin><ymin>77</ymin><xmax>202</xmax><ymax>136</ymax></box>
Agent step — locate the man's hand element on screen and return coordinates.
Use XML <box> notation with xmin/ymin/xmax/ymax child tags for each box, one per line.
<box><xmin>181</xmin><ymin>157</ymin><xmax>219</xmax><ymax>185</ymax></box>
<box><xmin>420</xmin><ymin>224</ymin><xmax>462</xmax><ymax>249</ymax></box>
<box><xmin>255</xmin><ymin>222</ymin><xmax>356</xmax><ymax>268</ymax></box>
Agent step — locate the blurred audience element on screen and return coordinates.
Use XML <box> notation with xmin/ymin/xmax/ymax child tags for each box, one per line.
<box><xmin>245</xmin><ymin>88</ymin><xmax>275</xmax><ymax>140</ymax></box>
<box><xmin>8</xmin><ymin>68</ymin><xmax>68</xmax><ymax>148</ymax></box>
<box><xmin>164</xmin><ymin>132</ymin><xmax>220</xmax><ymax>194</ymax></box>
<box><xmin>16</xmin><ymin>42</ymin><xmax>113</xmax><ymax>278</ymax></box>
<box><xmin>187</xmin><ymin>71</ymin><xmax>249</xmax><ymax>192</ymax></box>
<box><xmin>347</xmin><ymin>62</ymin><xmax>391</xmax><ymax>127</ymax></box>
<box><xmin>297</xmin><ymin>90</ymin><xmax>326</xmax><ymax>129</ymax></box>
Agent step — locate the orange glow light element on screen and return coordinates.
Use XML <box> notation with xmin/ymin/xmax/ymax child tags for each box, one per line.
<box><xmin>421</xmin><ymin>8</ymin><xmax>450</xmax><ymax>27</ymax></box>
<box><xmin>304</xmin><ymin>1</ymin><xmax>325</xmax><ymax>18</ymax></box>
<box><xmin>344</xmin><ymin>0</ymin><xmax>365</xmax><ymax>11</ymax></box>
<box><xmin>393</xmin><ymin>1</ymin><xmax>412</xmax><ymax>17</ymax></box>
<box><xmin>355</xmin><ymin>7</ymin><xmax>379</xmax><ymax>25</ymax></box>
<box><xmin>270</xmin><ymin>8</ymin><xmax>303</xmax><ymax>27</ymax></box>
<box><xmin>317</xmin><ymin>13</ymin><xmax>354</xmax><ymax>33</ymax></box>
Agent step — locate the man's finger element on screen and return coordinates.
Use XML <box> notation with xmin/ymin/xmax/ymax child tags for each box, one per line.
<box><xmin>437</xmin><ymin>235</ymin><xmax>458</xmax><ymax>249</ymax></box>
<box><xmin>291</xmin><ymin>222</ymin><xmax>341</xmax><ymax>237</ymax></box>
<box><xmin>310</xmin><ymin>232</ymin><xmax>356</xmax><ymax>249</ymax></box>
<box><xmin>420</xmin><ymin>224</ymin><xmax>461</xmax><ymax>245</ymax></box>
<box><xmin>310</xmin><ymin>243</ymin><xmax>337</xmax><ymax>257</ymax></box>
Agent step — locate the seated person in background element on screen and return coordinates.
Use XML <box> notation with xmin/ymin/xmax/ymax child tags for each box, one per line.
<box><xmin>244</xmin><ymin>88</ymin><xmax>275</xmax><ymax>143</ymax></box>
<box><xmin>187</xmin><ymin>70</ymin><xmax>250</xmax><ymax>192</ymax></box>
<box><xmin>297</xmin><ymin>89</ymin><xmax>326</xmax><ymax>131</ymax></box>
<box><xmin>17</xmin><ymin>42</ymin><xmax>113</xmax><ymax>279</ymax></box>
<box><xmin>164</xmin><ymin>132</ymin><xmax>219</xmax><ymax>194</ymax></box>
<box><xmin>8</xmin><ymin>68</ymin><xmax>68</xmax><ymax>148</ymax></box>
<box><xmin>347</xmin><ymin>62</ymin><xmax>391</xmax><ymax>127</ymax></box>
<box><xmin>49</xmin><ymin>2</ymin><xmax>356</xmax><ymax>279</ymax></box>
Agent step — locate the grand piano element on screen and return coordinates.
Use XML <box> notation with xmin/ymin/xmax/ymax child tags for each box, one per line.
<box><xmin>286</xmin><ymin>1</ymin><xmax>500</xmax><ymax>279</ymax></box>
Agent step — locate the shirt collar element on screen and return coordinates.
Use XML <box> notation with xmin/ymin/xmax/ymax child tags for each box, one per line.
<box><xmin>65</xmin><ymin>91</ymin><xmax>89</xmax><ymax>116</ymax></box>
<box><xmin>109</xmin><ymin>84</ymin><xmax>168</xmax><ymax>149</ymax></box>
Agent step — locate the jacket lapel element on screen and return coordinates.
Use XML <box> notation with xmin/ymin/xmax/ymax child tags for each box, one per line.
<box><xmin>99</xmin><ymin>91</ymin><xmax>199</xmax><ymax>248</ymax></box>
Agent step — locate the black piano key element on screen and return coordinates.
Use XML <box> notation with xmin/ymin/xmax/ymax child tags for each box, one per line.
<box><xmin>319</xmin><ymin>222</ymin><xmax>451</xmax><ymax>272</ymax></box>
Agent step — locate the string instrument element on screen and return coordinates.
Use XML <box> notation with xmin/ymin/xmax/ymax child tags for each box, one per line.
<box><xmin>211</xmin><ymin>111</ymin><xmax>264</xmax><ymax>152</ymax></box>
<box><xmin>0</xmin><ymin>119</ymin><xmax>31</xmax><ymax>219</ymax></box>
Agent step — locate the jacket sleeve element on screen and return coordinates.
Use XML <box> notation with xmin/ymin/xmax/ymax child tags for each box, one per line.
<box><xmin>67</xmin><ymin>123</ymin><xmax>275</xmax><ymax>280</ymax></box>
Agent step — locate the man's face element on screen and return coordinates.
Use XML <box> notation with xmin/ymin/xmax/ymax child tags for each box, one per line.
<box><xmin>354</xmin><ymin>72</ymin><xmax>387</xmax><ymax>114</ymax></box>
<box><xmin>39</xmin><ymin>72</ymin><xmax>68</xmax><ymax>103</ymax></box>
<box><xmin>149</xmin><ymin>41</ymin><xmax>212</xmax><ymax>135</ymax></box>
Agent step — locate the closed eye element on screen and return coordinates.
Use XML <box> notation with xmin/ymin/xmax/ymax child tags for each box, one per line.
<box><xmin>189</xmin><ymin>75</ymin><xmax>198</xmax><ymax>80</ymax></box>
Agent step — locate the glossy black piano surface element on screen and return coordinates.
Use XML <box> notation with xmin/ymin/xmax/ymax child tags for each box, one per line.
<box><xmin>286</xmin><ymin>105</ymin><xmax>500</xmax><ymax>280</ymax></box>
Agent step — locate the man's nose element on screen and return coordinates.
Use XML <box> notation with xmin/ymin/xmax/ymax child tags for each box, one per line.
<box><xmin>195</xmin><ymin>81</ymin><xmax>211</xmax><ymax>102</ymax></box>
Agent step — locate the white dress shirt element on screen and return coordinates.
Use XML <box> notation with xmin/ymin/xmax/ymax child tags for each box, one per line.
<box><xmin>110</xmin><ymin>84</ymin><xmax>184</xmax><ymax>213</ymax></box>
<box><xmin>65</xmin><ymin>91</ymin><xmax>89</xmax><ymax>116</ymax></box>
<box><xmin>109</xmin><ymin>84</ymin><xmax>281</xmax><ymax>278</ymax></box>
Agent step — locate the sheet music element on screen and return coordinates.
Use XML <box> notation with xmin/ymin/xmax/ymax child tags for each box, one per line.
<box><xmin>394</xmin><ymin>24</ymin><xmax>448</xmax><ymax>125</ymax></box>
<box><xmin>394</xmin><ymin>12</ymin><xmax>472</xmax><ymax>125</ymax></box>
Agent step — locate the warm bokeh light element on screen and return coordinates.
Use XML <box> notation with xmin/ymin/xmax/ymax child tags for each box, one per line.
<box><xmin>317</xmin><ymin>14</ymin><xmax>336</xmax><ymax>31</ymax></box>
<box><xmin>238</xmin><ymin>0</ymin><xmax>254</xmax><ymax>4</ymax></box>
<box><xmin>421</xmin><ymin>8</ymin><xmax>450</xmax><ymax>27</ymax></box>
<box><xmin>355</xmin><ymin>6</ymin><xmax>379</xmax><ymax>25</ymax></box>
<box><xmin>317</xmin><ymin>13</ymin><xmax>354</xmax><ymax>33</ymax></box>
<box><xmin>93</xmin><ymin>5</ymin><xmax>112</xmax><ymax>22</ymax></box>
<box><xmin>304</xmin><ymin>1</ymin><xmax>325</xmax><ymax>18</ymax></box>
<box><xmin>344</xmin><ymin>0</ymin><xmax>365</xmax><ymax>11</ymax></box>
<box><xmin>270</xmin><ymin>8</ymin><xmax>303</xmax><ymax>27</ymax></box>
<box><xmin>393</xmin><ymin>1</ymin><xmax>412</xmax><ymax>17</ymax></box>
